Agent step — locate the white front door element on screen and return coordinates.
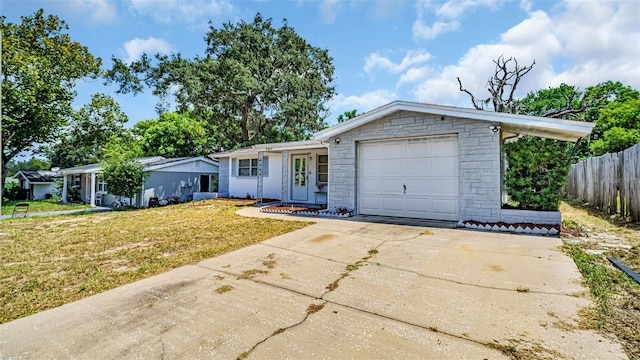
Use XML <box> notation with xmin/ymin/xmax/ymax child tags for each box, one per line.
<box><xmin>291</xmin><ymin>155</ymin><xmax>308</xmax><ymax>201</ymax></box>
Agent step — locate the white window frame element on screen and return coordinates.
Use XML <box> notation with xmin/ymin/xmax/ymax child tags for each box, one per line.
<box><xmin>238</xmin><ymin>158</ymin><xmax>258</xmax><ymax>177</ymax></box>
<box><xmin>97</xmin><ymin>178</ymin><xmax>107</xmax><ymax>193</ymax></box>
<box><xmin>317</xmin><ymin>154</ymin><xmax>328</xmax><ymax>184</ymax></box>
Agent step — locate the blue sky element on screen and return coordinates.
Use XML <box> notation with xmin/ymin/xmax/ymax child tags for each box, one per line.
<box><xmin>4</xmin><ymin>0</ymin><xmax>640</xmax><ymax>129</ymax></box>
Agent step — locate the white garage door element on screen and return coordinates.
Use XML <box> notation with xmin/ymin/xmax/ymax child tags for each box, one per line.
<box><xmin>358</xmin><ymin>136</ymin><xmax>459</xmax><ymax>221</ymax></box>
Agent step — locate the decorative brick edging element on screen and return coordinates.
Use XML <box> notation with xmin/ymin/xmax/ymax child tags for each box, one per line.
<box><xmin>458</xmin><ymin>220</ymin><xmax>560</xmax><ymax>235</ymax></box>
<box><xmin>260</xmin><ymin>206</ymin><xmax>353</xmax><ymax>218</ymax></box>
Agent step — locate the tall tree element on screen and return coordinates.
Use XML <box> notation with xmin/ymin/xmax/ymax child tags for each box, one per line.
<box><xmin>132</xmin><ymin>112</ymin><xmax>211</xmax><ymax>158</ymax></box>
<box><xmin>1</xmin><ymin>10</ymin><xmax>102</xmax><ymax>194</ymax></box>
<box><xmin>337</xmin><ymin>109</ymin><xmax>359</xmax><ymax>123</ymax></box>
<box><xmin>43</xmin><ymin>93</ymin><xmax>129</xmax><ymax>168</ymax></box>
<box><xmin>106</xmin><ymin>13</ymin><xmax>335</xmax><ymax>149</ymax></box>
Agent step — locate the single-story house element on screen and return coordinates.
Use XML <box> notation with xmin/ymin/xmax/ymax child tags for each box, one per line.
<box><xmin>12</xmin><ymin>170</ymin><xmax>62</xmax><ymax>200</ymax></box>
<box><xmin>60</xmin><ymin>156</ymin><xmax>219</xmax><ymax>207</ymax></box>
<box><xmin>213</xmin><ymin>101</ymin><xmax>594</xmax><ymax>225</ymax></box>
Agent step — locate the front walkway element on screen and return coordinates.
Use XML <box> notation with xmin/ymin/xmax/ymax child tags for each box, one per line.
<box><xmin>0</xmin><ymin>208</ymin><xmax>626</xmax><ymax>359</ymax></box>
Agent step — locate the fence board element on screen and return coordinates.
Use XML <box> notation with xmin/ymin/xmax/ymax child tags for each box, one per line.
<box><xmin>566</xmin><ymin>143</ymin><xmax>640</xmax><ymax>222</ymax></box>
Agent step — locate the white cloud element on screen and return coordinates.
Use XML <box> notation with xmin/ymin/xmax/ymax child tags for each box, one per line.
<box><xmin>124</xmin><ymin>37</ymin><xmax>172</xmax><ymax>64</ymax></box>
<box><xmin>413</xmin><ymin>0</ymin><xmax>505</xmax><ymax>40</ymax></box>
<box><xmin>412</xmin><ymin>20</ymin><xmax>459</xmax><ymax>40</ymax></box>
<box><xmin>331</xmin><ymin>89</ymin><xmax>397</xmax><ymax>115</ymax></box>
<box><xmin>319</xmin><ymin>0</ymin><xmax>341</xmax><ymax>24</ymax></box>
<box><xmin>412</xmin><ymin>0</ymin><xmax>640</xmax><ymax>107</ymax></box>
<box><xmin>128</xmin><ymin>0</ymin><xmax>233</xmax><ymax>24</ymax></box>
<box><xmin>398</xmin><ymin>67</ymin><xmax>432</xmax><ymax>86</ymax></box>
<box><xmin>364</xmin><ymin>50</ymin><xmax>432</xmax><ymax>75</ymax></box>
<box><xmin>59</xmin><ymin>0</ymin><xmax>118</xmax><ymax>24</ymax></box>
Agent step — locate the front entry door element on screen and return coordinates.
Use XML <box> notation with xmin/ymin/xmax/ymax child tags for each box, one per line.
<box><xmin>291</xmin><ymin>155</ymin><xmax>308</xmax><ymax>201</ymax></box>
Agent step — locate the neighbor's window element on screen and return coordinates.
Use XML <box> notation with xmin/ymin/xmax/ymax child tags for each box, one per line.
<box><xmin>238</xmin><ymin>159</ymin><xmax>258</xmax><ymax>176</ymax></box>
<box><xmin>317</xmin><ymin>155</ymin><xmax>328</xmax><ymax>183</ymax></box>
<box><xmin>97</xmin><ymin>178</ymin><xmax>107</xmax><ymax>193</ymax></box>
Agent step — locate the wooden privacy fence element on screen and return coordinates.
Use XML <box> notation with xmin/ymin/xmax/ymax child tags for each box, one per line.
<box><xmin>565</xmin><ymin>143</ymin><xmax>640</xmax><ymax>221</ymax></box>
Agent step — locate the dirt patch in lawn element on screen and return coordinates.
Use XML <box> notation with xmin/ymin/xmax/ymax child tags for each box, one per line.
<box><xmin>559</xmin><ymin>201</ymin><xmax>640</xmax><ymax>359</ymax></box>
<box><xmin>0</xmin><ymin>200</ymin><xmax>311</xmax><ymax>324</ymax></box>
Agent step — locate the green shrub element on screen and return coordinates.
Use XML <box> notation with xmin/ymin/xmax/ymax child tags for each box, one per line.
<box><xmin>504</xmin><ymin>136</ymin><xmax>571</xmax><ymax>211</ymax></box>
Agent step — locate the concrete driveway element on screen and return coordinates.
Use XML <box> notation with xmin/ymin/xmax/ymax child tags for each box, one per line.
<box><xmin>0</xmin><ymin>208</ymin><xmax>626</xmax><ymax>359</ymax></box>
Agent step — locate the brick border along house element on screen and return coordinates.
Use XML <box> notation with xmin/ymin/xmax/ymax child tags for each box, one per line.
<box><xmin>214</xmin><ymin>101</ymin><xmax>594</xmax><ymax>225</ymax></box>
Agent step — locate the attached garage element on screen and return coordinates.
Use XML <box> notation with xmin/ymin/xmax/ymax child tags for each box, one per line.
<box><xmin>358</xmin><ymin>135</ymin><xmax>459</xmax><ymax>221</ymax></box>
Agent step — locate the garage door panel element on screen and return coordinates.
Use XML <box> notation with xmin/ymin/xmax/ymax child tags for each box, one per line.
<box><xmin>381</xmin><ymin>159</ymin><xmax>404</xmax><ymax>174</ymax></box>
<box><xmin>431</xmin><ymin>138</ymin><xmax>458</xmax><ymax>156</ymax></box>
<box><xmin>381</xmin><ymin>179</ymin><xmax>404</xmax><ymax>194</ymax></box>
<box><xmin>405</xmin><ymin>179</ymin><xmax>431</xmax><ymax>195</ymax></box>
<box><xmin>358</xmin><ymin>136</ymin><xmax>459</xmax><ymax>221</ymax></box>
<box><xmin>405</xmin><ymin>160</ymin><xmax>429</xmax><ymax>175</ymax></box>
<box><xmin>382</xmin><ymin>197</ymin><xmax>404</xmax><ymax>211</ymax></box>
<box><xmin>431</xmin><ymin>158</ymin><xmax>458</xmax><ymax>176</ymax></box>
<box><xmin>432</xmin><ymin>178</ymin><xmax>458</xmax><ymax>195</ymax></box>
<box><xmin>406</xmin><ymin>198</ymin><xmax>432</xmax><ymax>213</ymax></box>
<box><xmin>360</xmin><ymin>178</ymin><xmax>381</xmax><ymax>192</ymax></box>
<box><xmin>381</xmin><ymin>143</ymin><xmax>404</xmax><ymax>158</ymax></box>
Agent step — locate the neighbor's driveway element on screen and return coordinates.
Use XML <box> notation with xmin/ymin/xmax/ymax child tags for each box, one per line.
<box><xmin>0</xmin><ymin>208</ymin><xmax>626</xmax><ymax>359</ymax></box>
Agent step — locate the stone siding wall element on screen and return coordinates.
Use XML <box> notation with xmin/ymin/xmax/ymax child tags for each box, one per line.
<box><xmin>327</xmin><ymin>110</ymin><xmax>502</xmax><ymax>222</ymax></box>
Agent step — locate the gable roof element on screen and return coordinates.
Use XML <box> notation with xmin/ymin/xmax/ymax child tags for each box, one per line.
<box><xmin>312</xmin><ymin>101</ymin><xmax>595</xmax><ymax>142</ymax></box>
<box><xmin>60</xmin><ymin>156</ymin><xmax>218</xmax><ymax>174</ymax></box>
<box><xmin>13</xmin><ymin>170</ymin><xmax>62</xmax><ymax>183</ymax></box>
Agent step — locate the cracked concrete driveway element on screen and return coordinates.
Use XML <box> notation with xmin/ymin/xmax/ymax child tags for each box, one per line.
<box><xmin>0</xmin><ymin>208</ymin><xmax>626</xmax><ymax>359</ymax></box>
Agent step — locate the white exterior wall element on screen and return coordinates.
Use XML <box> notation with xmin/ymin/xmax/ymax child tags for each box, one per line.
<box><xmin>286</xmin><ymin>149</ymin><xmax>328</xmax><ymax>203</ymax></box>
<box><xmin>228</xmin><ymin>155</ymin><xmax>281</xmax><ymax>199</ymax></box>
<box><xmin>31</xmin><ymin>184</ymin><xmax>56</xmax><ymax>200</ymax></box>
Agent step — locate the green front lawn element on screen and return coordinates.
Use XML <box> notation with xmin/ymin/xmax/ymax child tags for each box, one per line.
<box><xmin>0</xmin><ymin>199</ymin><xmax>310</xmax><ymax>323</ymax></box>
<box><xmin>1</xmin><ymin>199</ymin><xmax>89</xmax><ymax>215</ymax></box>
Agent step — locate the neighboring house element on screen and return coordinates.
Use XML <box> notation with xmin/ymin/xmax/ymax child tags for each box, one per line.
<box><xmin>214</xmin><ymin>101</ymin><xmax>594</xmax><ymax>225</ymax></box>
<box><xmin>12</xmin><ymin>170</ymin><xmax>62</xmax><ymax>200</ymax></box>
<box><xmin>59</xmin><ymin>156</ymin><xmax>219</xmax><ymax>207</ymax></box>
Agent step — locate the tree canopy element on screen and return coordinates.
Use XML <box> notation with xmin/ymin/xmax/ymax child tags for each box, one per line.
<box><xmin>43</xmin><ymin>93</ymin><xmax>129</xmax><ymax>168</ymax></box>
<box><xmin>106</xmin><ymin>13</ymin><xmax>335</xmax><ymax>150</ymax></box>
<box><xmin>132</xmin><ymin>112</ymin><xmax>211</xmax><ymax>158</ymax></box>
<box><xmin>101</xmin><ymin>141</ymin><xmax>146</xmax><ymax>207</ymax></box>
<box><xmin>1</xmin><ymin>9</ymin><xmax>102</xmax><ymax>191</ymax></box>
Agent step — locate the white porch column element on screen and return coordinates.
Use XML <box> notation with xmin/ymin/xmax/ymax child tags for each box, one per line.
<box><xmin>281</xmin><ymin>150</ymin><xmax>289</xmax><ymax>203</ymax></box>
<box><xmin>256</xmin><ymin>151</ymin><xmax>264</xmax><ymax>203</ymax></box>
<box><xmin>62</xmin><ymin>174</ymin><xmax>68</xmax><ymax>203</ymax></box>
<box><xmin>90</xmin><ymin>172</ymin><xmax>96</xmax><ymax>207</ymax></box>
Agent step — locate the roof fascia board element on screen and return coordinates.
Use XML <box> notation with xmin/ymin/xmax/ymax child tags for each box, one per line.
<box><xmin>144</xmin><ymin>157</ymin><xmax>219</xmax><ymax>172</ymax></box>
<box><xmin>313</xmin><ymin>100</ymin><xmax>595</xmax><ymax>141</ymax></box>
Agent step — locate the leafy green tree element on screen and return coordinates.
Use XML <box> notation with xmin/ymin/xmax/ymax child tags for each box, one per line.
<box><xmin>504</xmin><ymin>137</ymin><xmax>570</xmax><ymax>210</ymax></box>
<box><xmin>106</xmin><ymin>13</ymin><xmax>335</xmax><ymax>149</ymax></box>
<box><xmin>1</xmin><ymin>10</ymin><xmax>102</xmax><ymax>194</ymax></box>
<box><xmin>42</xmin><ymin>93</ymin><xmax>129</xmax><ymax>168</ymax></box>
<box><xmin>6</xmin><ymin>158</ymin><xmax>51</xmax><ymax>176</ymax></box>
<box><xmin>590</xmin><ymin>97</ymin><xmax>640</xmax><ymax>155</ymax></box>
<box><xmin>337</xmin><ymin>109</ymin><xmax>359</xmax><ymax>123</ymax></box>
<box><xmin>132</xmin><ymin>112</ymin><xmax>211</xmax><ymax>158</ymax></box>
<box><xmin>101</xmin><ymin>141</ymin><xmax>146</xmax><ymax>207</ymax></box>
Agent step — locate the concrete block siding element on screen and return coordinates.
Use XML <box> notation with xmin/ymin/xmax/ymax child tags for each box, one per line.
<box><xmin>327</xmin><ymin>110</ymin><xmax>503</xmax><ymax>223</ymax></box>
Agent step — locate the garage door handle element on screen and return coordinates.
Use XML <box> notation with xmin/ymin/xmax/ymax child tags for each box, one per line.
<box><xmin>403</xmin><ymin>184</ymin><xmax>406</xmax><ymax>194</ymax></box>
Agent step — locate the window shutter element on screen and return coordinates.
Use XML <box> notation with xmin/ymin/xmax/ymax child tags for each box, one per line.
<box><xmin>263</xmin><ymin>156</ymin><xmax>269</xmax><ymax>177</ymax></box>
<box><xmin>231</xmin><ymin>158</ymin><xmax>237</xmax><ymax>177</ymax></box>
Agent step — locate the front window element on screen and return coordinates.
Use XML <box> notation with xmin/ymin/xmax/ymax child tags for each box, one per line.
<box><xmin>317</xmin><ymin>155</ymin><xmax>328</xmax><ymax>183</ymax></box>
<box><xmin>238</xmin><ymin>159</ymin><xmax>258</xmax><ymax>176</ymax></box>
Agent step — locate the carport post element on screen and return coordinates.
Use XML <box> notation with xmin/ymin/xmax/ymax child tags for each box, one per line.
<box><xmin>61</xmin><ymin>174</ymin><xmax>68</xmax><ymax>203</ymax></box>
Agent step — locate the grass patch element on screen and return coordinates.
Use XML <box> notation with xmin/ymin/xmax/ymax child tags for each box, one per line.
<box><xmin>560</xmin><ymin>201</ymin><xmax>640</xmax><ymax>358</ymax></box>
<box><xmin>1</xmin><ymin>199</ymin><xmax>89</xmax><ymax>215</ymax></box>
<box><xmin>215</xmin><ymin>285</ymin><xmax>234</xmax><ymax>294</ymax></box>
<box><xmin>0</xmin><ymin>200</ymin><xmax>311</xmax><ymax>324</ymax></box>
<box><xmin>420</xmin><ymin>229</ymin><xmax>434</xmax><ymax>235</ymax></box>
<box><xmin>515</xmin><ymin>286</ymin><xmax>530</xmax><ymax>293</ymax></box>
<box><xmin>367</xmin><ymin>249</ymin><xmax>378</xmax><ymax>255</ymax></box>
